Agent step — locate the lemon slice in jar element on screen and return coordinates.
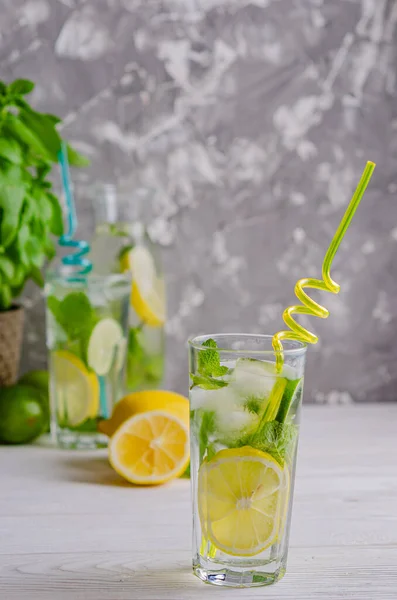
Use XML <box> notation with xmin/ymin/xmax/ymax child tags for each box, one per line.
<box><xmin>121</xmin><ymin>246</ymin><xmax>165</xmax><ymax>327</ymax></box>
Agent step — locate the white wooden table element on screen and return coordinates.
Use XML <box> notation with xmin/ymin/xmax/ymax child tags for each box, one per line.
<box><xmin>0</xmin><ymin>405</ymin><xmax>396</xmax><ymax>599</ymax></box>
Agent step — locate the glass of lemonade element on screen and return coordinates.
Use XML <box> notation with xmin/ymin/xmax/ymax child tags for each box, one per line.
<box><xmin>45</xmin><ymin>269</ymin><xmax>131</xmax><ymax>449</ymax></box>
<box><xmin>188</xmin><ymin>334</ymin><xmax>307</xmax><ymax>587</ymax></box>
<box><xmin>90</xmin><ymin>184</ymin><xmax>165</xmax><ymax>393</ymax></box>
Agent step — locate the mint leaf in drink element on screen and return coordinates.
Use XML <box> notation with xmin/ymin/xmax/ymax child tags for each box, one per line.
<box><xmin>198</xmin><ymin>339</ymin><xmax>229</xmax><ymax>377</ymax></box>
<box><xmin>244</xmin><ymin>396</ymin><xmax>263</xmax><ymax>415</ymax></box>
<box><xmin>47</xmin><ymin>292</ymin><xmax>99</xmax><ymax>365</ymax></box>
<box><xmin>206</xmin><ymin>443</ymin><xmax>217</xmax><ymax>462</ymax></box>
<box><xmin>60</xmin><ymin>292</ymin><xmax>97</xmax><ymax>338</ymax></box>
<box><xmin>191</xmin><ymin>338</ymin><xmax>229</xmax><ymax>390</ymax></box>
<box><xmin>241</xmin><ymin>420</ymin><xmax>298</xmax><ymax>466</ymax></box>
<box><xmin>190</xmin><ymin>374</ymin><xmax>228</xmax><ymax>390</ymax></box>
<box><xmin>198</xmin><ymin>410</ymin><xmax>216</xmax><ymax>461</ymax></box>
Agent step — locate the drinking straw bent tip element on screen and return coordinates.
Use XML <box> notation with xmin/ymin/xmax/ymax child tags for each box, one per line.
<box><xmin>272</xmin><ymin>160</ymin><xmax>376</xmax><ymax>370</ymax></box>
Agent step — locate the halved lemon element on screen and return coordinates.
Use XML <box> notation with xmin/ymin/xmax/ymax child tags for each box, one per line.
<box><xmin>87</xmin><ymin>318</ymin><xmax>124</xmax><ymax>376</ymax></box>
<box><xmin>109</xmin><ymin>407</ymin><xmax>190</xmax><ymax>485</ymax></box>
<box><xmin>51</xmin><ymin>350</ymin><xmax>99</xmax><ymax>426</ymax></box>
<box><xmin>122</xmin><ymin>246</ymin><xmax>165</xmax><ymax>327</ymax></box>
<box><xmin>198</xmin><ymin>447</ymin><xmax>287</xmax><ymax>556</ymax></box>
<box><xmin>98</xmin><ymin>389</ymin><xmax>189</xmax><ymax>437</ymax></box>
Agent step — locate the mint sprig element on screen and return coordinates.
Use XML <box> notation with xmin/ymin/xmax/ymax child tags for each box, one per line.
<box><xmin>198</xmin><ymin>339</ymin><xmax>229</xmax><ymax>377</ymax></box>
<box><xmin>190</xmin><ymin>338</ymin><xmax>229</xmax><ymax>390</ymax></box>
<box><xmin>238</xmin><ymin>420</ymin><xmax>298</xmax><ymax>466</ymax></box>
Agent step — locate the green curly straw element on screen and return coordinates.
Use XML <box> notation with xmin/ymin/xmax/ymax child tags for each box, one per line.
<box><xmin>272</xmin><ymin>160</ymin><xmax>376</xmax><ymax>371</ymax></box>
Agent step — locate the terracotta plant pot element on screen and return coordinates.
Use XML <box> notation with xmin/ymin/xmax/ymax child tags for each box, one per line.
<box><xmin>0</xmin><ymin>305</ymin><xmax>24</xmax><ymax>386</ymax></box>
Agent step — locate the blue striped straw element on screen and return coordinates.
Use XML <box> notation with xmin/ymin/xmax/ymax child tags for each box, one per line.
<box><xmin>58</xmin><ymin>143</ymin><xmax>92</xmax><ymax>275</ymax></box>
<box><xmin>57</xmin><ymin>143</ymin><xmax>108</xmax><ymax>419</ymax></box>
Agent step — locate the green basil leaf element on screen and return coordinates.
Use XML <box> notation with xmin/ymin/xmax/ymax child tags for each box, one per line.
<box><xmin>21</xmin><ymin>194</ymin><xmax>38</xmax><ymax>224</ymax></box>
<box><xmin>0</xmin><ymin>163</ymin><xmax>23</xmax><ymax>182</ymax></box>
<box><xmin>46</xmin><ymin>192</ymin><xmax>64</xmax><ymax>235</ymax></box>
<box><xmin>0</xmin><ymin>176</ymin><xmax>26</xmax><ymax>247</ymax></box>
<box><xmin>19</xmin><ymin>109</ymin><xmax>61</xmax><ymax>162</ymax></box>
<box><xmin>30</xmin><ymin>266</ymin><xmax>44</xmax><ymax>287</ymax></box>
<box><xmin>67</xmin><ymin>144</ymin><xmax>90</xmax><ymax>167</ymax></box>
<box><xmin>44</xmin><ymin>238</ymin><xmax>56</xmax><ymax>260</ymax></box>
<box><xmin>37</xmin><ymin>164</ymin><xmax>52</xmax><ymax>180</ymax></box>
<box><xmin>4</xmin><ymin>114</ymin><xmax>53</xmax><ymax>161</ymax></box>
<box><xmin>25</xmin><ymin>236</ymin><xmax>44</xmax><ymax>268</ymax></box>
<box><xmin>0</xmin><ymin>283</ymin><xmax>12</xmax><ymax>310</ymax></box>
<box><xmin>10</xmin><ymin>281</ymin><xmax>25</xmax><ymax>301</ymax></box>
<box><xmin>7</xmin><ymin>79</ymin><xmax>35</xmax><ymax>96</ymax></box>
<box><xmin>10</xmin><ymin>97</ymin><xmax>30</xmax><ymax>111</ymax></box>
<box><xmin>44</xmin><ymin>113</ymin><xmax>62</xmax><ymax>125</ymax></box>
<box><xmin>32</xmin><ymin>188</ymin><xmax>53</xmax><ymax>225</ymax></box>
<box><xmin>0</xmin><ymin>138</ymin><xmax>23</xmax><ymax>164</ymax></box>
<box><xmin>16</xmin><ymin>223</ymin><xmax>30</xmax><ymax>266</ymax></box>
<box><xmin>0</xmin><ymin>255</ymin><xmax>15</xmax><ymax>280</ymax></box>
<box><xmin>13</xmin><ymin>263</ymin><xmax>26</xmax><ymax>286</ymax></box>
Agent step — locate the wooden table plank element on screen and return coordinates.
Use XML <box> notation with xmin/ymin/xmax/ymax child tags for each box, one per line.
<box><xmin>0</xmin><ymin>405</ymin><xmax>396</xmax><ymax>599</ymax></box>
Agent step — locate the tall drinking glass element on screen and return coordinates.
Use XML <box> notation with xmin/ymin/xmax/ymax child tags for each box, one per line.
<box><xmin>188</xmin><ymin>334</ymin><xmax>307</xmax><ymax>587</ymax></box>
<box><xmin>90</xmin><ymin>183</ymin><xmax>166</xmax><ymax>393</ymax></box>
<box><xmin>45</xmin><ymin>270</ymin><xmax>131</xmax><ymax>449</ymax></box>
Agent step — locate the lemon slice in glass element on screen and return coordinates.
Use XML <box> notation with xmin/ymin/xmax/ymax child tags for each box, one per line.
<box><xmin>198</xmin><ymin>446</ymin><xmax>287</xmax><ymax>556</ymax></box>
<box><xmin>52</xmin><ymin>350</ymin><xmax>99</xmax><ymax>426</ymax></box>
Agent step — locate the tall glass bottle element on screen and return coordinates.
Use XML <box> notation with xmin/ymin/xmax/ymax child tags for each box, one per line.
<box><xmin>90</xmin><ymin>184</ymin><xmax>165</xmax><ymax>393</ymax></box>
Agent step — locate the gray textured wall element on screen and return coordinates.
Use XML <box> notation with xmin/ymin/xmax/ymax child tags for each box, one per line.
<box><xmin>2</xmin><ymin>0</ymin><xmax>396</xmax><ymax>403</ymax></box>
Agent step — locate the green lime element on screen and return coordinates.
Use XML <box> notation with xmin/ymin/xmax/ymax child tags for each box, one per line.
<box><xmin>19</xmin><ymin>370</ymin><xmax>50</xmax><ymax>431</ymax></box>
<box><xmin>0</xmin><ymin>385</ymin><xmax>46</xmax><ymax>444</ymax></box>
<box><xmin>19</xmin><ymin>370</ymin><xmax>49</xmax><ymax>396</ymax></box>
<box><xmin>87</xmin><ymin>318</ymin><xmax>124</xmax><ymax>376</ymax></box>
<box><xmin>275</xmin><ymin>379</ymin><xmax>302</xmax><ymax>424</ymax></box>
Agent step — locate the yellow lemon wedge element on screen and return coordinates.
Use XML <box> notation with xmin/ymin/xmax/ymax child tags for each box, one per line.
<box><xmin>98</xmin><ymin>390</ymin><xmax>189</xmax><ymax>437</ymax></box>
<box><xmin>51</xmin><ymin>350</ymin><xmax>99</xmax><ymax>425</ymax></box>
<box><xmin>131</xmin><ymin>278</ymin><xmax>165</xmax><ymax>327</ymax></box>
<box><xmin>198</xmin><ymin>447</ymin><xmax>287</xmax><ymax>556</ymax></box>
<box><xmin>121</xmin><ymin>246</ymin><xmax>165</xmax><ymax>327</ymax></box>
<box><xmin>109</xmin><ymin>410</ymin><xmax>189</xmax><ymax>485</ymax></box>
